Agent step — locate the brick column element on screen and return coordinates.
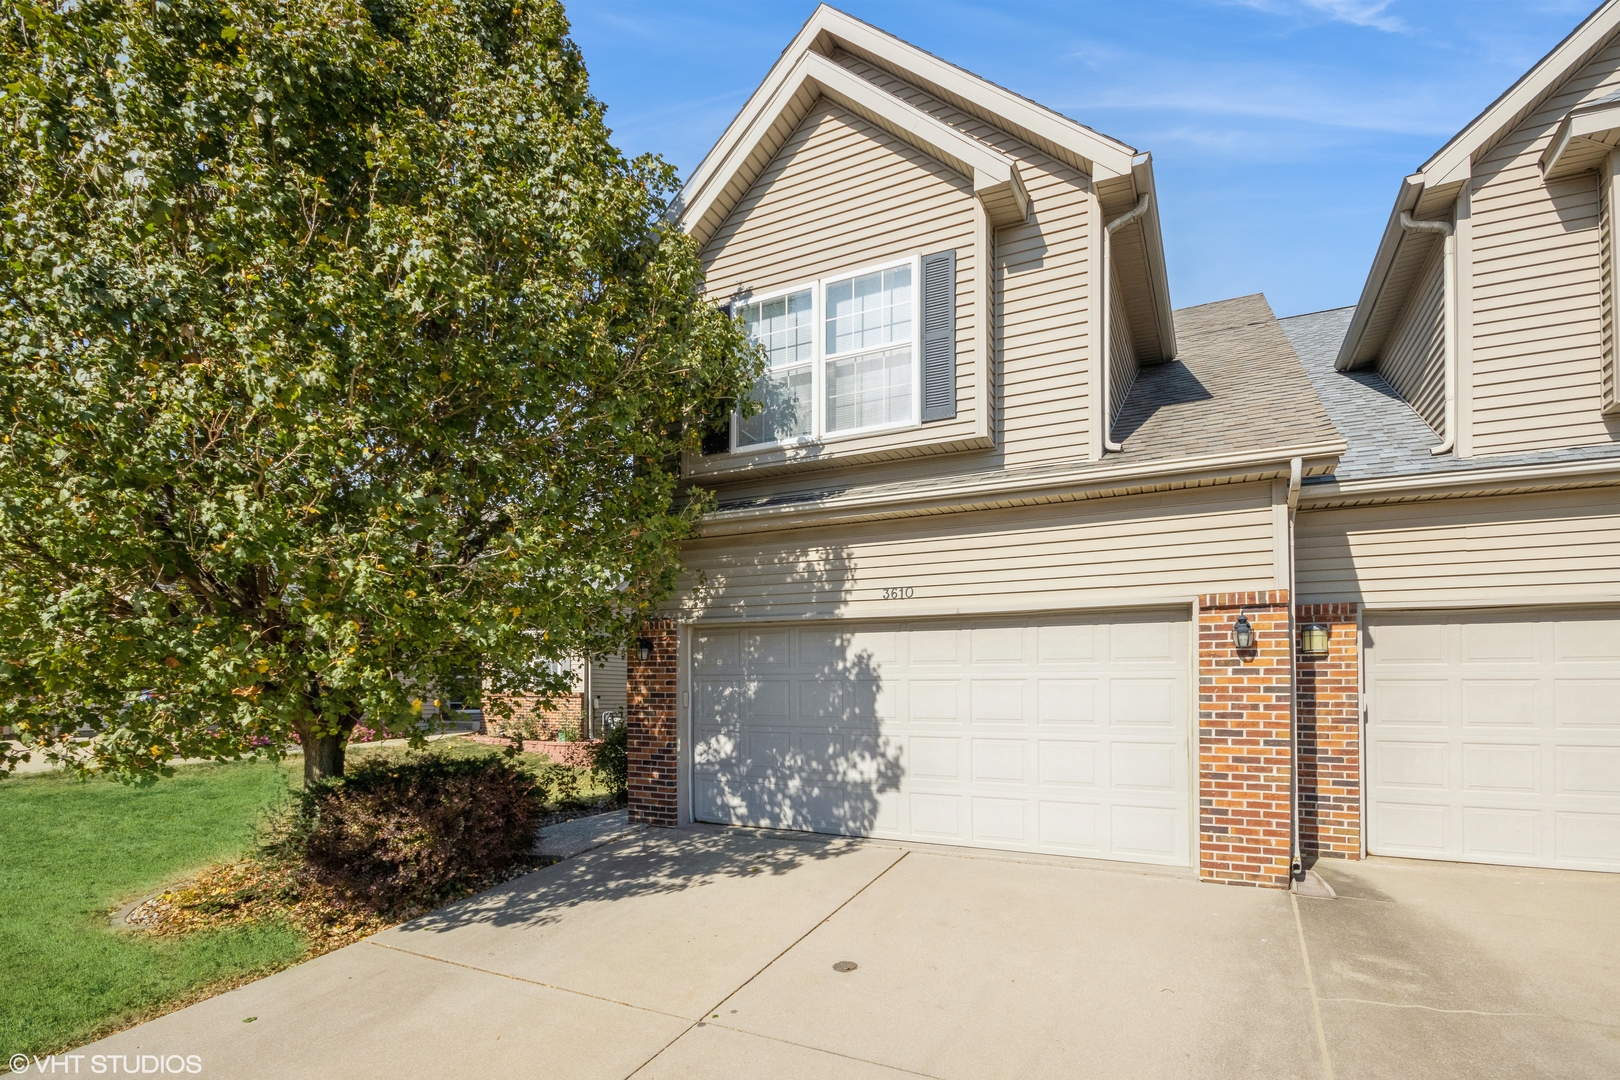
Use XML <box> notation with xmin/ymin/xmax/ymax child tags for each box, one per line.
<box><xmin>1197</xmin><ymin>591</ymin><xmax>1293</xmax><ymax>888</ymax></box>
<box><xmin>1297</xmin><ymin>603</ymin><xmax>1361</xmax><ymax>859</ymax></box>
<box><xmin>627</xmin><ymin>618</ymin><xmax>679</xmax><ymax>827</ymax></box>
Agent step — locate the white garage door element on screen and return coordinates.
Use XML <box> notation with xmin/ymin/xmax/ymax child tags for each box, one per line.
<box><xmin>1367</xmin><ymin>609</ymin><xmax>1620</xmax><ymax>872</ymax></box>
<box><xmin>689</xmin><ymin>612</ymin><xmax>1191</xmax><ymax>866</ymax></box>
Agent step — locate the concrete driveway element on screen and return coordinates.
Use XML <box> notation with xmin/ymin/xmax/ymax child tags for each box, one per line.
<box><xmin>70</xmin><ymin>826</ymin><xmax>1620</xmax><ymax>1079</ymax></box>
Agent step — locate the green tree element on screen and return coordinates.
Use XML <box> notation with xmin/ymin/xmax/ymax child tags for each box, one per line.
<box><xmin>0</xmin><ymin>0</ymin><xmax>757</xmax><ymax>785</ymax></box>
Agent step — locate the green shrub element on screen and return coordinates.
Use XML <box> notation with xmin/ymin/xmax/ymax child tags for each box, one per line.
<box><xmin>296</xmin><ymin>752</ymin><xmax>542</xmax><ymax>912</ymax></box>
<box><xmin>591</xmin><ymin>721</ymin><xmax>627</xmax><ymax>794</ymax></box>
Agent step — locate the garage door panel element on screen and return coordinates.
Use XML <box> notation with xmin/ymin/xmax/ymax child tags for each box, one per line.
<box><xmin>969</xmin><ymin>680</ymin><xmax>1026</xmax><ymax>722</ymax></box>
<box><xmin>1553</xmin><ymin>615</ymin><xmax>1620</xmax><ymax>661</ymax></box>
<box><xmin>1462</xmin><ymin>807</ymin><xmax>1539</xmax><ymax>858</ymax></box>
<box><xmin>691</xmin><ymin>612</ymin><xmax>1190</xmax><ymax>865</ymax></box>
<box><xmin>1110</xmin><ymin>678</ymin><xmax>1179</xmax><ymax>726</ymax></box>
<box><xmin>971</xmin><ymin>797</ymin><xmax>1028</xmax><ymax>843</ymax></box>
<box><xmin>1037</xmin><ymin>800</ymin><xmax>1101</xmax><ymax>851</ymax></box>
<box><xmin>1037</xmin><ymin>623</ymin><xmax>1096</xmax><ymax>662</ymax></box>
<box><xmin>1461</xmin><ymin>743</ymin><xmax>1540</xmax><ymax>792</ymax></box>
<box><xmin>1374</xmin><ymin>801</ymin><xmax>1449</xmax><ymax>853</ymax></box>
<box><xmin>970</xmin><ymin>738</ymin><xmax>1026</xmax><ymax>782</ymax></box>
<box><xmin>1038</xmin><ymin>740</ymin><xmax>1098</xmax><ymax>786</ymax></box>
<box><xmin>1111</xmin><ymin>805</ymin><xmax>1184</xmax><ymax>861</ymax></box>
<box><xmin>1110</xmin><ymin>620</ymin><xmax>1176</xmax><ymax>663</ymax></box>
<box><xmin>1556</xmin><ymin>812</ymin><xmax>1620</xmax><ymax>867</ymax></box>
<box><xmin>1036</xmin><ymin>679</ymin><xmax>1096</xmax><ymax>723</ymax></box>
<box><xmin>1461</xmin><ymin>680</ymin><xmax>1538</xmax><ymax>727</ymax></box>
<box><xmin>1461</xmin><ymin>620</ymin><xmax>1537</xmax><ymax>662</ymax></box>
<box><xmin>1378</xmin><ymin>741</ymin><xmax>1448</xmax><ymax>788</ymax></box>
<box><xmin>1556</xmin><ymin>746</ymin><xmax>1620</xmax><ymax>794</ymax></box>
<box><xmin>908</xmin><ymin>736</ymin><xmax>961</xmax><ymax>780</ymax></box>
<box><xmin>1369</xmin><ymin>608</ymin><xmax>1620</xmax><ymax>872</ymax></box>
<box><xmin>1376</xmin><ymin>680</ymin><xmax>1448</xmax><ymax>724</ymax></box>
<box><xmin>1555</xmin><ymin>680</ymin><xmax>1620</xmax><ymax>727</ymax></box>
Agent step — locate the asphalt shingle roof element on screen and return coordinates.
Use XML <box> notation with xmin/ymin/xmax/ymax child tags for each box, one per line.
<box><xmin>1112</xmin><ymin>293</ymin><xmax>1339</xmax><ymax>461</ymax></box>
<box><xmin>1280</xmin><ymin>306</ymin><xmax>1620</xmax><ymax>483</ymax></box>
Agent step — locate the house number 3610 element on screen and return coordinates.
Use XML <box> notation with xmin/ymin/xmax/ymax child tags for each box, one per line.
<box><xmin>880</xmin><ymin>586</ymin><xmax>915</xmax><ymax>600</ymax></box>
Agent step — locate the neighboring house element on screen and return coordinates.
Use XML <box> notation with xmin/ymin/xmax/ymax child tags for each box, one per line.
<box><xmin>486</xmin><ymin>653</ymin><xmax>627</xmax><ymax>740</ymax></box>
<box><xmin>621</xmin><ymin>4</ymin><xmax>1620</xmax><ymax>887</ymax></box>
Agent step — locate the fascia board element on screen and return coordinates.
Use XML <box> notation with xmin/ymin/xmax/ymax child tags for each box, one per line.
<box><xmin>1541</xmin><ymin>98</ymin><xmax>1620</xmax><ymax>178</ymax></box>
<box><xmin>697</xmin><ymin>441</ymin><xmax>1346</xmax><ymax>536</ymax></box>
<box><xmin>1334</xmin><ymin>175</ymin><xmax>1425</xmax><ymax>371</ymax></box>
<box><xmin>680</xmin><ymin>52</ymin><xmax>1026</xmax><ymax>243</ymax></box>
<box><xmin>807</xmin><ymin>6</ymin><xmax>1137</xmax><ymax>180</ymax></box>
<box><xmin>1421</xmin><ymin>0</ymin><xmax>1620</xmax><ymax>186</ymax></box>
<box><xmin>679</xmin><ymin>3</ymin><xmax>1136</xmax><ymax>237</ymax></box>
<box><xmin>1297</xmin><ymin>457</ymin><xmax>1620</xmax><ymax>509</ymax></box>
<box><xmin>1131</xmin><ymin>154</ymin><xmax>1177</xmax><ymax>362</ymax></box>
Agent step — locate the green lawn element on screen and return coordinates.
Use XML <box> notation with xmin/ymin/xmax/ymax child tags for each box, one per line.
<box><xmin>0</xmin><ymin>740</ymin><xmax>612</xmax><ymax>1061</ymax></box>
<box><xmin>0</xmin><ymin>759</ymin><xmax>307</xmax><ymax>1059</ymax></box>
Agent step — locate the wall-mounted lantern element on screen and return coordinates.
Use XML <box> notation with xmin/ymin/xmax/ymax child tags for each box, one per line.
<box><xmin>1299</xmin><ymin>622</ymin><xmax>1330</xmax><ymax>658</ymax></box>
<box><xmin>1232</xmin><ymin>614</ymin><xmax>1256</xmax><ymax>650</ymax></box>
<box><xmin>636</xmin><ymin>636</ymin><xmax>655</xmax><ymax>663</ymax></box>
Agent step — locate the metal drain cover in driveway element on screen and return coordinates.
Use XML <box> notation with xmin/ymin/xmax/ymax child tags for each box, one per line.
<box><xmin>832</xmin><ymin>961</ymin><xmax>858</xmax><ymax>973</ymax></box>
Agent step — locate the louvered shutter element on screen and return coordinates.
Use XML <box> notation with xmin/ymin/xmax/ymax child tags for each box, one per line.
<box><xmin>919</xmin><ymin>249</ymin><xmax>957</xmax><ymax>422</ymax></box>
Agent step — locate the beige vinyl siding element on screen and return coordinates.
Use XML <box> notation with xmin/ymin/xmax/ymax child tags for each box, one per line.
<box><xmin>1297</xmin><ymin>488</ymin><xmax>1620</xmax><ymax>607</ymax></box>
<box><xmin>588</xmin><ymin>654</ymin><xmax>626</xmax><ymax>714</ymax></box>
<box><xmin>701</xmin><ymin>99</ymin><xmax>981</xmax><ymax>454</ymax></box>
<box><xmin>1467</xmin><ymin>35</ymin><xmax>1620</xmax><ymax>453</ymax></box>
<box><xmin>678</xmin><ymin>484</ymin><xmax>1277</xmax><ymax>623</ymax></box>
<box><xmin>1109</xmin><ymin>260</ymin><xmax>1137</xmax><ymax>426</ymax></box>
<box><xmin>1380</xmin><ymin>246</ymin><xmax>1446</xmax><ymax>433</ymax></box>
<box><xmin>816</xmin><ymin>56</ymin><xmax>1098</xmax><ymax>471</ymax></box>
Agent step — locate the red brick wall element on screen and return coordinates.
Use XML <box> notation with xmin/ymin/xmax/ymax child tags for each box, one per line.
<box><xmin>1197</xmin><ymin>591</ymin><xmax>1293</xmax><ymax>888</ymax></box>
<box><xmin>482</xmin><ymin>691</ymin><xmax>584</xmax><ymax>740</ymax></box>
<box><xmin>1297</xmin><ymin>603</ymin><xmax>1361</xmax><ymax>860</ymax></box>
<box><xmin>627</xmin><ymin>619</ymin><xmax>679</xmax><ymax>827</ymax></box>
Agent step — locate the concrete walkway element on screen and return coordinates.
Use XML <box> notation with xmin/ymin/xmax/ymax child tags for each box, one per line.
<box><xmin>68</xmin><ymin>828</ymin><xmax>1620</xmax><ymax>1079</ymax></box>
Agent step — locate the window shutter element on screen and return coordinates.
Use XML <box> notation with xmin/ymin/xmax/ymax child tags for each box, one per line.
<box><xmin>920</xmin><ymin>249</ymin><xmax>957</xmax><ymax>422</ymax></box>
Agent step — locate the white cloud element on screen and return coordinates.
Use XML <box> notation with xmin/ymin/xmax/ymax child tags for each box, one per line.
<box><xmin>1235</xmin><ymin>0</ymin><xmax>1407</xmax><ymax>33</ymax></box>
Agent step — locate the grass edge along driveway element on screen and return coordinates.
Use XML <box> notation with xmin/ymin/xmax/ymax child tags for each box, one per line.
<box><xmin>0</xmin><ymin>759</ymin><xmax>308</xmax><ymax>1062</ymax></box>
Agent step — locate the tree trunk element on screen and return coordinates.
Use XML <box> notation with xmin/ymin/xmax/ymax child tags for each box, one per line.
<box><xmin>302</xmin><ymin>729</ymin><xmax>347</xmax><ymax>788</ymax></box>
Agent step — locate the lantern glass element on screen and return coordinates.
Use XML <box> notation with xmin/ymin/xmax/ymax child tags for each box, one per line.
<box><xmin>636</xmin><ymin>637</ymin><xmax>655</xmax><ymax>662</ymax></box>
<box><xmin>1300</xmin><ymin>622</ymin><xmax>1330</xmax><ymax>657</ymax></box>
<box><xmin>1232</xmin><ymin>614</ymin><xmax>1255</xmax><ymax>650</ymax></box>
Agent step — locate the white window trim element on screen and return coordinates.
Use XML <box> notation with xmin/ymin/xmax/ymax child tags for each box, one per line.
<box><xmin>730</xmin><ymin>253</ymin><xmax>923</xmax><ymax>453</ymax></box>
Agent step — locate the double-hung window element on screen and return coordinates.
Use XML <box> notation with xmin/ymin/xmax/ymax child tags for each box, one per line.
<box><xmin>730</xmin><ymin>255</ymin><xmax>922</xmax><ymax>451</ymax></box>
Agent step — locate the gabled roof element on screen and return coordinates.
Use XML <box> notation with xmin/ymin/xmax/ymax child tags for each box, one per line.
<box><xmin>1336</xmin><ymin>0</ymin><xmax>1620</xmax><ymax>369</ymax></box>
<box><xmin>677</xmin><ymin>4</ymin><xmax>1176</xmax><ymax>361</ymax></box>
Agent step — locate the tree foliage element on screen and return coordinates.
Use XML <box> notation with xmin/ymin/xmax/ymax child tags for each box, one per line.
<box><xmin>0</xmin><ymin>0</ymin><xmax>758</xmax><ymax>782</ymax></box>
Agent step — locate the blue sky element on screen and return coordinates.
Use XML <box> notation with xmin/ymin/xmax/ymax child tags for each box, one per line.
<box><xmin>568</xmin><ymin>1</ymin><xmax>1595</xmax><ymax>318</ymax></box>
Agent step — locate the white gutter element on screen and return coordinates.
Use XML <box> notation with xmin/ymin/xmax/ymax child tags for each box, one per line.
<box><xmin>1398</xmin><ymin>212</ymin><xmax>1458</xmax><ymax>455</ymax></box>
<box><xmin>698</xmin><ymin>439</ymin><xmax>1347</xmax><ymax>535</ymax></box>
<box><xmin>1100</xmin><ymin>193</ymin><xmax>1153</xmax><ymax>454</ymax></box>
<box><xmin>1297</xmin><ymin>455</ymin><xmax>1620</xmax><ymax>507</ymax></box>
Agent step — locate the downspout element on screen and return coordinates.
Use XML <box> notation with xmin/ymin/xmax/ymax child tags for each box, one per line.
<box><xmin>1099</xmin><ymin>193</ymin><xmax>1152</xmax><ymax>454</ymax></box>
<box><xmin>1398</xmin><ymin>211</ymin><xmax>1457</xmax><ymax>455</ymax></box>
<box><xmin>1286</xmin><ymin>456</ymin><xmax>1303</xmax><ymax>883</ymax></box>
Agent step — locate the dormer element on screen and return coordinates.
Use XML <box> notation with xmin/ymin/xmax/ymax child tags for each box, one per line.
<box><xmin>1336</xmin><ymin>0</ymin><xmax>1620</xmax><ymax>457</ymax></box>
<box><xmin>678</xmin><ymin>5</ymin><xmax>1175</xmax><ymax>482</ymax></box>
